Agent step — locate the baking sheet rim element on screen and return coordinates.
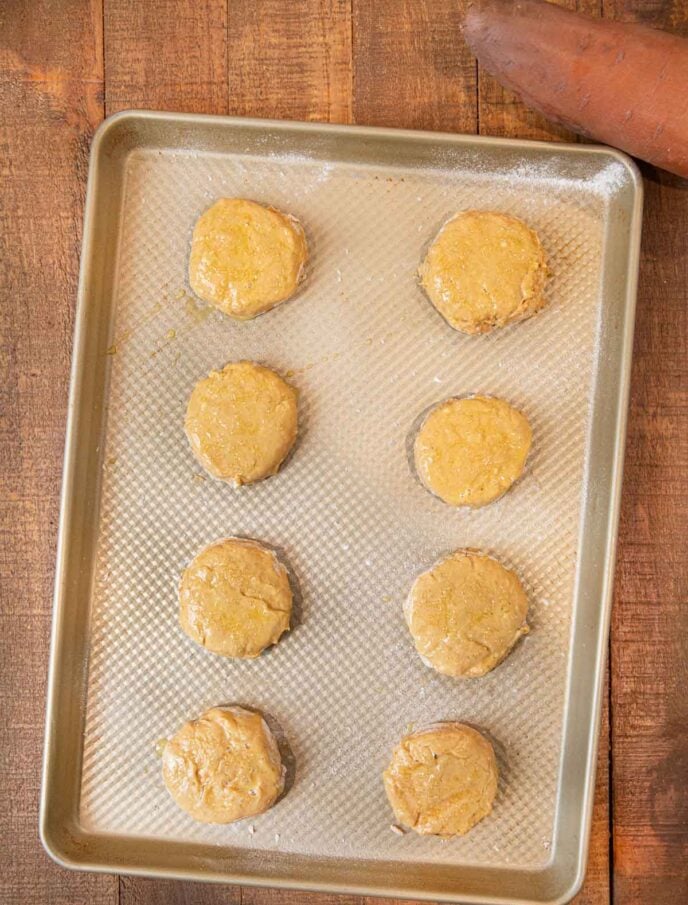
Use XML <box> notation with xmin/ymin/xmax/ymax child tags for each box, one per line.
<box><xmin>40</xmin><ymin>110</ymin><xmax>643</xmax><ymax>905</ymax></box>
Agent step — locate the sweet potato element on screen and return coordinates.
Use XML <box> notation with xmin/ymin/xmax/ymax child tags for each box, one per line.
<box><xmin>463</xmin><ymin>0</ymin><xmax>688</xmax><ymax>177</ymax></box>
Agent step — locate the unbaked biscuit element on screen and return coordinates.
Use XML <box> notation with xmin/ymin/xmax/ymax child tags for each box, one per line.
<box><xmin>383</xmin><ymin>722</ymin><xmax>498</xmax><ymax>836</ymax></box>
<box><xmin>162</xmin><ymin>706</ymin><xmax>285</xmax><ymax>824</ymax></box>
<box><xmin>185</xmin><ymin>360</ymin><xmax>298</xmax><ymax>485</ymax></box>
<box><xmin>405</xmin><ymin>549</ymin><xmax>529</xmax><ymax>678</ymax></box>
<box><xmin>189</xmin><ymin>198</ymin><xmax>308</xmax><ymax>320</ymax></box>
<box><xmin>419</xmin><ymin>210</ymin><xmax>548</xmax><ymax>334</ymax></box>
<box><xmin>413</xmin><ymin>395</ymin><xmax>532</xmax><ymax>508</ymax></box>
<box><xmin>179</xmin><ymin>537</ymin><xmax>292</xmax><ymax>659</ymax></box>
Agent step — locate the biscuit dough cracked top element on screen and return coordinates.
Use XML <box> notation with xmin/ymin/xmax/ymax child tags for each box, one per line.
<box><xmin>419</xmin><ymin>210</ymin><xmax>548</xmax><ymax>334</ymax></box>
<box><xmin>185</xmin><ymin>360</ymin><xmax>298</xmax><ymax>485</ymax></box>
<box><xmin>162</xmin><ymin>706</ymin><xmax>285</xmax><ymax>824</ymax></box>
<box><xmin>405</xmin><ymin>549</ymin><xmax>529</xmax><ymax>678</ymax></box>
<box><xmin>179</xmin><ymin>537</ymin><xmax>292</xmax><ymax>659</ymax></box>
<box><xmin>189</xmin><ymin>198</ymin><xmax>308</xmax><ymax>320</ymax></box>
<box><xmin>413</xmin><ymin>395</ymin><xmax>532</xmax><ymax>508</ymax></box>
<box><xmin>383</xmin><ymin>722</ymin><xmax>498</xmax><ymax>836</ymax></box>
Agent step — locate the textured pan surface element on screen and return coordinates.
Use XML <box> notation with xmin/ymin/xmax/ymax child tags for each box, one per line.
<box><xmin>42</xmin><ymin>114</ymin><xmax>641</xmax><ymax>904</ymax></box>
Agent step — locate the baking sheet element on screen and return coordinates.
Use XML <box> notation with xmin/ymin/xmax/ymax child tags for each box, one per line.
<box><xmin>42</xmin><ymin>113</ymin><xmax>642</xmax><ymax>905</ymax></box>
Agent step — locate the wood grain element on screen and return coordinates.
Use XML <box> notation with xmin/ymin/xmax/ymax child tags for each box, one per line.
<box><xmin>601</xmin><ymin>1</ymin><xmax>688</xmax><ymax>899</ymax></box>
<box><xmin>2</xmin><ymin>1</ymin><xmax>687</xmax><ymax>903</ymax></box>
<box><xmin>227</xmin><ymin>0</ymin><xmax>352</xmax><ymax>123</ymax></box>
<box><xmin>102</xmin><ymin>1</ymin><xmax>230</xmax><ymax>901</ymax></box>
<box><xmin>352</xmin><ymin>0</ymin><xmax>476</xmax><ymax>132</ymax></box>
<box><xmin>104</xmin><ymin>0</ymin><xmax>228</xmax><ymax>115</ymax></box>
<box><xmin>477</xmin><ymin>0</ymin><xmax>601</xmax><ymax>142</ymax></box>
<box><xmin>610</xmin><ymin>165</ymin><xmax>688</xmax><ymax>904</ymax></box>
<box><xmin>0</xmin><ymin>1</ymin><xmax>112</xmax><ymax>904</ymax></box>
<box><xmin>119</xmin><ymin>877</ymin><xmax>239</xmax><ymax>905</ymax></box>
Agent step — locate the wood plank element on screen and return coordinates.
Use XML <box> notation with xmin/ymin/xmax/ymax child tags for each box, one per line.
<box><xmin>471</xmin><ymin>0</ymin><xmax>611</xmax><ymax>901</ymax></box>
<box><xmin>477</xmin><ymin>0</ymin><xmax>601</xmax><ymax>141</ymax></box>
<box><xmin>0</xmin><ymin>2</ymin><xmax>114</xmax><ymax>904</ymax></box>
<box><xmin>226</xmin><ymin>0</ymin><xmax>352</xmax><ymax>123</ymax></box>
<box><xmin>119</xmin><ymin>877</ymin><xmax>239</xmax><ymax>904</ymax></box>
<box><xmin>610</xmin><ymin>168</ymin><xmax>688</xmax><ymax>903</ymax></box>
<box><xmin>609</xmin><ymin>140</ymin><xmax>688</xmax><ymax>902</ymax></box>
<box><xmin>605</xmin><ymin>0</ymin><xmax>688</xmax><ymax>890</ymax></box>
<box><xmin>602</xmin><ymin>2</ymin><xmax>688</xmax><ymax>901</ymax></box>
<box><xmin>103</xmin><ymin>2</ymin><xmax>230</xmax><ymax>902</ymax></box>
<box><xmin>604</xmin><ymin>0</ymin><xmax>688</xmax><ymax>30</ymax></box>
<box><xmin>352</xmin><ymin>0</ymin><xmax>476</xmax><ymax>132</ymax></box>
<box><xmin>104</xmin><ymin>0</ymin><xmax>228</xmax><ymax>115</ymax></box>
<box><xmin>225</xmin><ymin>6</ymin><xmax>350</xmax><ymax>901</ymax></box>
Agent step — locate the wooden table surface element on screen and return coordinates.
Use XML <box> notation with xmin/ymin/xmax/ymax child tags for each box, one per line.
<box><xmin>1</xmin><ymin>1</ymin><xmax>686</xmax><ymax>903</ymax></box>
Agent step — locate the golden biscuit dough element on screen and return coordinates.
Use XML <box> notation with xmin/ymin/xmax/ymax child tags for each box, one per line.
<box><xmin>162</xmin><ymin>706</ymin><xmax>285</xmax><ymax>824</ymax></box>
<box><xmin>419</xmin><ymin>210</ymin><xmax>548</xmax><ymax>334</ymax></box>
<box><xmin>189</xmin><ymin>198</ymin><xmax>308</xmax><ymax>319</ymax></box>
<box><xmin>414</xmin><ymin>395</ymin><xmax>532</xmax><ymax>508</ymax></box>
<box><xmin>383</xmin><ymin>722</ymin><xmax>498</xmax><ymax>836</ymax></box>
<box><xmin>405</xmin><ymin>550</ymin><xmax>529</xmax><ymax>678</ymax></box>
<box><xmin>185</xmin><ymin>360</ymin><xmax>298</xmax><ymax>485</ymax></box>
<box><xmin>179</xmin><ymin>538</ymin><xmax>292</xmax><ymax>659</ymax></box>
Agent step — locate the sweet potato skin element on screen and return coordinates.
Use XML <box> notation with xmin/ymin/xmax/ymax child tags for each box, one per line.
<box><xmin>463</xmin><ymin>0</ymin><xmax>688</xmax><ymax>177</ymax></box>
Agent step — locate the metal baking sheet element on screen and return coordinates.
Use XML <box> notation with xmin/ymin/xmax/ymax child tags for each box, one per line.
<box><xmin>41</xmin><ymin>111</ymin><xmax>642</xmax><ymax>905</ymax></box>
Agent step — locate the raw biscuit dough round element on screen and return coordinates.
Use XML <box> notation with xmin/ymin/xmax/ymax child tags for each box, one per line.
<box><xmin>185</xmin><ymin>360</ymin><xmax>298</xmax><ymax>485</ymax></box>
<box><xmin>413</xmin><ymin>395</ymin><xmax>532</xmax><ymax>508</ymax></box>
<box><xmin>383</xmin><ymin>722</ymin><xmax>498</xmax><ymax>836</ymax></box>
<box><xmin>419</xmin><ymin>210</ymin><xmax>548</xmax><ymax>334</ymax></box>
<box><xmin>405</xmin><ymin>549</ymin><xmax>529</xmax><ymax>678</ymax></box>
<box><xmin>179</xmin><ymin>537</ymin><xmax>292</xmax><ymax>659</ymax></box>
<box><xmin>189</xmin><ymin>198</ymin><xmax>308</xmax><ymax>319</ymax></box>
<box><xmin>162</xmin><ymin>706</ymin><xmax>285</xmax><ymax>824</ymax></box>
